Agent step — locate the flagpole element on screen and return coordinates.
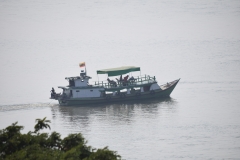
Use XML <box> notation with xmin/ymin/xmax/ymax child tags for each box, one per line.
<box><xmin>85</xmin><ymin>63</ymin><xmax>87</xmax><ymax>76</ymax></box>
<box><xmin>97</xmin><ymin>74</ymin><xmax>99</xmax><ymax>85</ymax></box>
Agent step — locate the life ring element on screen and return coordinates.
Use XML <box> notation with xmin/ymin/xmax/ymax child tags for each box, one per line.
<box><xmin>120</xmin><ymin>93</ymin><xmax>126</xmax><ymax>98</ymax></box>
<box><xmin>135</xmin><ymin>92</ymin><xmax>141</xmax><ymax>98</ymax></box>
<box><xmin>150</xmin><ymin>90</ymin><xmax>155</xmax><ymax>95</ymax></box>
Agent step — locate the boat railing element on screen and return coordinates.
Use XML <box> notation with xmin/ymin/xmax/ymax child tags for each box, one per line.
<box><xmin>93</xmin><ymin>75</ymin><xmax>156</xmax><ymax>88</ymax></box>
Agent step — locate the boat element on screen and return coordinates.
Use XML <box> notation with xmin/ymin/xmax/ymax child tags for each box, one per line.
<box><xmin>50</xmin><ymin>64</ymin><xmax>180</xmax><ymax>105</ymax></box>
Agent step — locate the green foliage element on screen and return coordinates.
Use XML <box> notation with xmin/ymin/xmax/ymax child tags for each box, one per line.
<box><xmin>0</xmin><ymin>117</ymin><xmax>121</xmax><ymax>160</ymax></box>
<box><xmin>0</xmin><ymin>122</ymin><xmax>24</xmax><ymax>155</ymax></box>
<box><xmin>34</xmin><ymin>117</ymin><xmax>51</xmax><ymax>133</ymax></box>
<box><xmin>5</xmin><ymin>144</ymin><xmax>62</xmax><ymax>160</ymax></box>
<box><xmin>62</xmin><ymin>143</ymin><xmax>91</xmax><ymax>160</ymax></box>
<box><xmin>62</xmin><ymin>133</ymin><xmax>85</xmax><ymax>151</ymax></box>
<box><xmin>87</xmin><ymin>147</ymin><xmax>122</xmax><ymax>160</ymax></box>
<box><xmin>48</xmin><ymin>131</ymin><xmax>62</xmax><ymax>149</ymax></box>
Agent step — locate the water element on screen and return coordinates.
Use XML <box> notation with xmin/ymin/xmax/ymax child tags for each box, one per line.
<box><xmin>1</xmin><ymin>0</ymin><xmax>240</xmax><ymax>159</ymax></box>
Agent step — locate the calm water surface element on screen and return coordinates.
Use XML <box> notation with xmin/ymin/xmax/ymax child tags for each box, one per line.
<box><xmin>1</xmin><ymin>0</ymin><xmax>240</xmax><ymax>159</ymax></box>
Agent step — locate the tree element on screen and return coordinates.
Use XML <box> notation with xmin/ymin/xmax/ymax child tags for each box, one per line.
<box><xmin>34</xmin><ymin>117</ymin><xmax>51</xmax><ymax>133</ymax></box>
<box><xmin>0</xmin><ymin>122</ymin><xmax>24</xmax><ymax>156</ymax></box>
<box><xmin>62</xmin><ymin>133</ymin><xmax>85</xmax><ymax>151</ymax></box>
<box><xmin>0</xmin><ymin>117</ymin><xmax>122</xmax><ymax>160</ymax></box>
<box><xmin>48</xmin><ymin>131</ymin><xmax>62</xmax><ymax>149</ymax></box>
<box><xmin>87</xmin><ymin>147</ymin><xmax>122</xmax><ymax>160</ymax></box>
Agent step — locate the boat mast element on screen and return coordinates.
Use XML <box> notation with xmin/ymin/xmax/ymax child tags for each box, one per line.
<box><xmin>79</xmin><ymin>62</ymin><xmax>86</xmax><ymax>76</ymax></box>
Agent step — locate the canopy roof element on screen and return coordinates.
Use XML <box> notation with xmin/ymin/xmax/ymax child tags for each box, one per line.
<box><xmin>97</xmin><ymin>66</ymin><xmax>140</xmax><ymax>76</ymax></box>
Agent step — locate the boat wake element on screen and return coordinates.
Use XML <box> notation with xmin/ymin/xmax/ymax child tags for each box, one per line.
<box><xmin>0</xmin><ymin>103</ymin><xmax>56</xmax><ymax>112</ymax></box>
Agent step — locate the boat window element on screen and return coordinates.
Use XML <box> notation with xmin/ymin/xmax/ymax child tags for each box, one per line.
<box><xmin>90</xmin><ymin>90</ymin><xmax>93</xmax><ymax>92</ymax></box>
<box><xmin>76</xmin><ymin>90</ymin><xmax>79</xmax><ymax>92</ymax></box>
<box><xmin>69</xmin><ymin>79</ymin><xmax>75</xmax><ymax>87</ymax></box>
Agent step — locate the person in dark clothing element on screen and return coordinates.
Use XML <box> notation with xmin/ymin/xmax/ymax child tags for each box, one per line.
<box><xmin>51</xmin><ymin>87</ymin><xmax>56</xmax><ymax>97</ymax></box>
<box><xmin>51</xmin><ymin>87</ymin><xmax>55</xmax><ymax>94</ymax></box>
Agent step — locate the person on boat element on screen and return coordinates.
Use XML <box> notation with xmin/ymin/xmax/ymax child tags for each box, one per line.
<box><xmin>50</xmin><ymin>87</ymin><xmax>56</xmax><ymax>98</ymax></box>
<box><xmin>129</xmin><ymin>76</ymin><xmax>136</xmax><ymax>84</ymax></box>
<box><xmin>116</xmin><ymin>75</ymin><xmax>123</xmax><ymax>85</ymax></box>
<box><xmin>123</xmin><ymin>75</ymin><xmax>129</xmax><ymax>81</ymax></box>
<box><xmin>51</xmin><ymin>87</ymin><xmax>55</xmax><ymax>94</ymax></box>
<box><xmin>107</xmin><ymin>78</ymin><xmax>117</xmax><ymax>87</ymax></box>
<box><xmin>120</xmin><ymin>75</ymin><xmax>122</xmax><ymax>81</ymax></box>
<box><xmin>123</xmin><ymin>75</ymin><xmax>129</xmax><ymax>86</ymax></box>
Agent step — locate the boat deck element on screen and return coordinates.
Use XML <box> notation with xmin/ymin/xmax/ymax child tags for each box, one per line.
<box><xmin>159</xmin><ymin>79</ymin><xmax>179</xmax><ymax>90</ymax></box>
<box><xmin>93</xmin><ymin>75</ymin><xmax>156</xmax><ymax>89</ymax></box>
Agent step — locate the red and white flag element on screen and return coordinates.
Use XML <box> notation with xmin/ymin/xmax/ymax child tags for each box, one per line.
<box><xmin>79</xmin><ymin>62</ymin><xmax>85</xmax><ymax>68</ymax></box>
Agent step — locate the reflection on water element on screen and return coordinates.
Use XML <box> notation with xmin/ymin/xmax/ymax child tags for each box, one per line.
<box><xmin>49</xmin><ymin>97</ymin><xmax>178</xmax><ymax>146</ymax></box>
<box><xmin>51</xmin><ymin>97</ymin><xmax>177</xmax><ymax>128</ymax></box>
<box><xmin>1</xmin><ymin>94</ymin><xmax>240</xmax><ymax>159</ymax></box>
<box><xmin>0</xmin><ymin>98</ymin><xmax>176</xmax><ymax>134</ymax></box>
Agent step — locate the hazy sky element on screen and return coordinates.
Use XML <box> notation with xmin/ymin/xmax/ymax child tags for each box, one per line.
<box><xmin>0</xmin><ymin>0</ymin><xmax>240</xmax><ymax>104</ymax></box>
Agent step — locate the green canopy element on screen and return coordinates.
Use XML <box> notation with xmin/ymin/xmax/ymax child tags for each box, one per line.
<box><xmin>97</xmin><ymin>66</ymin><xmax>140</xmax><ymax>76</ymax></box>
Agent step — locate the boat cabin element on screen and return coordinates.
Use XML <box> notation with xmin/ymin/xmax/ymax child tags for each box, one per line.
<box><xmin>58</xmin><ymin>73</ymin><xmax>104</xmax><ymax>98</ymax></box>
<box><xmin>57</xmin><ymin>66</ymin><xmax>161</xmax><ymax>99</ymax></box>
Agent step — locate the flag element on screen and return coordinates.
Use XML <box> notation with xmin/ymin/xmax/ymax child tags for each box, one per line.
<box><xmin>79</xmin><ymin>62</ymin><xmax>85</xmax><ymax>67</ymax></box>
